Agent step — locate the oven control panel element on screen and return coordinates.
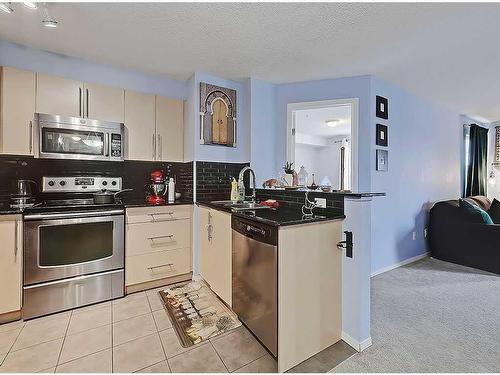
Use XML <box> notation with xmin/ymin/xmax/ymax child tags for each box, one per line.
<box><xmin>43</xmin><ymin>176</ymin><xmax>122</xmax><ymax>192</ymax></box>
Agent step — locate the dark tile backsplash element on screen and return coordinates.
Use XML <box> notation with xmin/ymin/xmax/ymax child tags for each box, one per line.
<box><xmin>256</xmin><ymin>188</ymin><xmax>344</xmax><ymax>216</ymax></box>
<box><xmin>0</xmin><ymin>155</ymin><xmax>193</xmax><ymax>205</ymax></box>
<box><xmin>196</xmin><ymin>161</ymin><xmax>249</xmax><ymax>201</ymax></box>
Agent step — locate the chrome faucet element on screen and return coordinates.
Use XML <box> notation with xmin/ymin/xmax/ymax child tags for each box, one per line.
<box><xmin>238</xmin><ymin>166</ymin><xmax>257</xmax><ymax>203</ymax></box>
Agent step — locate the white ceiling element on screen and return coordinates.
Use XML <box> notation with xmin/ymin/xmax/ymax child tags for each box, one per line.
<box><xmin>2</xmin><ymin>3</ymin><xmax>500</xmax><ymax>120</ymax></box>
<box><xmin>295</xmin><ymin>106</ymin><xmax>351</xmax><ymax>139</ymax></box>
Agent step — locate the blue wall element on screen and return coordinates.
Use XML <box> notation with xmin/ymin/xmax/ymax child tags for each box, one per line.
<box><xmin>249</xmin><ymin>78</ymin><xmax>277</xmax><ymax>186</ymax></box>
<box><xmin>183</xmin><ymin>72</ymin><xmax>250</xmax><ymax>163</ymax></box>
<box><xmin>0</xmin><ymin>39</ymin><xmax>187</xmax><ymax>99</ymax></box>
<box><xmin>370</xmin><ymin>77</ymin><xmax>462</xmax><ymax>273</ymax></box>
<box><xmin>274</xmin><ymin>75</ymin><xmax>373</xmax><ymax>191</ymax></box>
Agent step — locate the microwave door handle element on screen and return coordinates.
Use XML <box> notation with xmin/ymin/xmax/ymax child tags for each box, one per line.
<box><xmin>104</xmin><ymin>133</ymin><xmax>110</xmax><ymax>157</ymax></box>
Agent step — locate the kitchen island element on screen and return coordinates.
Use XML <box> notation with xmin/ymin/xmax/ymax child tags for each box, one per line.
<box><xmin>197</xmin><ymin>200</ymin><xmax>344</xmax><ymax>372</ymax></box>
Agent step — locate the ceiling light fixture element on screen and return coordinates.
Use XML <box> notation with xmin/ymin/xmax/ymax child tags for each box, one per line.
<box><xmin>0</xmin><ymin>2</ymin><xmax>14</xmax><ymax>13</ymax></box>
<box><xmin>23</xmin><ymin>2</ymin><xmax>37</xmax><ymax>9</ymax></box>
<box><xmin>42</xmin><ymin>19</ymin><xmax>57</xmax><ymax>27</ymax></box>
<box><xmin>325</xmin><ymin>119</ymin><xmax>340</xmax><ymax>127</ymax></box>
<box><xmin>41</xmin><ymin>3</ymin><xmax>57</xmax><ymax>28</ymax></box>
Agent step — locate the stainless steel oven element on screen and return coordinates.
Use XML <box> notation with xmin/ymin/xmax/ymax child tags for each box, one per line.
<box><xmin>34</xmin><ymin>113</ymin><xmax>124</xmax><ymax>161</ymax></box>
<box><xmin>23</xmin><ymin>209</ymin><xmax>125</xmax><ymax>319</ymax></box>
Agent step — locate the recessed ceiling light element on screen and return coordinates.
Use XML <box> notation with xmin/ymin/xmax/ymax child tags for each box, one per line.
<box><xmin>325</xmin><ymin>119</ymin><xmax>340</xmax><ymax>127</ymax></box>
<box><xmin>23</xmin><ymin>2</ymin><xmax>37</xmax><ymax>9</ymax></box>
<box><xmin>0</xmin><ymin>2</ymin><xmax>14</xmax><ymax>13</ymax></box>
<box><xmin>42</xmin><ymin>19</ymin><xmax>57</xmax><ymax>28</ymax></box>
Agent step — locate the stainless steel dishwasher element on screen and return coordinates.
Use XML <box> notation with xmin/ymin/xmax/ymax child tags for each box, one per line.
<box><xmin>232</xmin><ymin>215</ymin><xmax>278</xmax><ymax>357</ymax></box>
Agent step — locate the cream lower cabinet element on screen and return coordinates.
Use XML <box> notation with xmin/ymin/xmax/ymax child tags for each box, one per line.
<box><xmin>125</xmin><ymin>205</ymin><xmax>192</xmax><ymax>292</ymax></box>
<box><xmin>277</xmin><ymin>220</ymin><xmax>342</xmax><ymax>372</ymax></box>
<box><xmin>0</xmin><ymin>67</ymin><xmax>36</xmax><ymax>155</ymax></box>
<box><xmin>0</xmin><ymin>215</ymin><xmax>23</xmax><ymax>320</ymax></box>
<box><xmin>198</xmin><ymin>206</ymin><xmax>232</xmax><ymax>306</ymax></box>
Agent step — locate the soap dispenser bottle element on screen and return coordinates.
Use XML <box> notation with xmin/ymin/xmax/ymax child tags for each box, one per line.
<box><xmin>168</xmin><ymin>177</ymin><xmax>175</xmax><ymax>203</ymax></box>
<box><xmin>230</xmin><ymin>178</ymin><xmax>239</xmax><ymax>203</ymax></box>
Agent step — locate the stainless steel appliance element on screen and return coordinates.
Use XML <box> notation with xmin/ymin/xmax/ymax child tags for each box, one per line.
<box><xmin>22</xmin><ymin>176</ymin><xmax>125</xmax><ymax>319</ymax></box>
<box><xmin>34</xmin><ymin>113</ymin><xmax>124</xmax><ymax>161</ymax></box>
<box><xmin>10</xmin><ymin>179</ymin><xmax>38</xmax><ymax>208</ymax></box>
<box><xmin>232</xmin><ymin>216</ymin><xmax>278</xmax><ymax>356</ymax></box>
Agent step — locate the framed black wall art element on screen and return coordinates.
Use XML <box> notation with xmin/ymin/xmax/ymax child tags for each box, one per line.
<box><xmin>376</xmin><ymin>149</ymin><xmax>388</xmax><ymax>171</ymax></box>
<box><xmin>376</xmin><ymin>124</ymin><xmax>388</xmax><ymax>147</ymax></box>
<box><xmin>376</xmin><ymin>95</ymin><xmax>388</xmax><ymax>119</ymax></box>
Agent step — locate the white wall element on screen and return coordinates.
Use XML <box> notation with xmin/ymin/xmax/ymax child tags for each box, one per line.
<box><xmin>487</xmin><ymin>121</ymin><xmax>500</xmax><ymax>200</ymax></box>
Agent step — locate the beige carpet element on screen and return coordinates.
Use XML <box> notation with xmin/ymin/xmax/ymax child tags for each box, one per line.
<box><xmin>332</xmin><ymin>257</ymin><xmax>500</xmax><ymax>373</ymax></box>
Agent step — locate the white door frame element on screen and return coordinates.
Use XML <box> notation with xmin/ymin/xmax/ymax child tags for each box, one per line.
<box><xmin>286</xmin><ymin>98</ymin><xmax>359</xmax><ymax>192</ymax></box>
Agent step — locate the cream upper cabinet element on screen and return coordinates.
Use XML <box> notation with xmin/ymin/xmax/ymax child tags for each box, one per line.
<box><xmin>36</xmin><ymin>73</ymin><xmax>83</xmax><ymax>118</ymax></box>
<box><xmin>198</xmin><ymin>206</ymin><xmax>232</xmax><ymax>306</ymax></box>
<box><xmin>125</xmin><ymin>90</ymin><xmax>156</xmax><ymax>161</ymax></box>
<box><xmin>84</xmin><ymin>83</ymin><xmax>124</xmax><ymax>123</ymax></box>
<box><xmin>0</xmin><ymin>216</ymin><xmax>23</xmax><ymax>316</ymax></box>
<box><xmin>0</xmin><ymin>67</ymin><xmax>36</xmax><ymax>155</ymax></box>
<box><xmin>155</xmin><ymin>96</ymin><xmax>184</xmax><ymax>162</ymax></box>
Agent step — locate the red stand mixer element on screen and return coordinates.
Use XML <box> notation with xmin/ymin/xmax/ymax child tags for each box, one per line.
<box><xmin>147</xmin><ymin>170</ymin><xmax>167</xmax><ymax>205</ymax></box>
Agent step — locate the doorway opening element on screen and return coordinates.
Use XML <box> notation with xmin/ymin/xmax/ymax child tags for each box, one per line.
<box><xmin>287</xmin><ymin>99</ymin><xmax>359</xmax><ymax>191</ymax></box>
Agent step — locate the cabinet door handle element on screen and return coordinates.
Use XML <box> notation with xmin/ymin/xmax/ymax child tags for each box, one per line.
<box><xmin>86</xmin><ymin>88</ymin><xmax>89</xmax><ymax>118</ymax></box>
<box><xmin>14</xmin><ymin>221</ymin><xmax>18</xmax><ymax>257</ymax></box>
<box><xmin>79</xmin><ymin>87</ymin><xmax>82</xmax><ymax>117</ymax></box>
<box><xmin>152</xmin><ymin>134</ymin><xmax>156</xmax><ymax>160</ymax></box>
<box><xmin>157</xmin><ymin>134</ymin><xmax>162</xmax><ymax>160</ymax></box>
<box><xmin>28</xmin><ymin>121</ymin><xmax>33</xmax><ymax>154</ymax></box>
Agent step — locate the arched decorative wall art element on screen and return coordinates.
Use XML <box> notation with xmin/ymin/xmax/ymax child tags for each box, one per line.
<box><xmin>200</xmin><ymin>82</ymin><xmax>237</xmax><ymax>147</ymax></box>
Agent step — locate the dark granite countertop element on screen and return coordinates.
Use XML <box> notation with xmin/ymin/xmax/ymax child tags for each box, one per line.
<box><xmin>0</xmin><ymin>199</ymin><xmax>194</xmax><ymax>216</ymax></box>
<box><xmin>197</xmin><ymin>201</ymin><xmax>344</xmax><ymax>227</ymax></box>
<box><xmin>0</xmin><ymin>204</ymin><xmax>25</xmax><ymax>215</ymax></box>
<box><xmin>256</xmin><ymin>188</ymin><xmax>385</xmax><ymax>198</ymax></box>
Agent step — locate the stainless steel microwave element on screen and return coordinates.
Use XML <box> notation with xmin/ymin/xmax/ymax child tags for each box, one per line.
<box><xmin>34</xmin><ymin>113</ymin><xmax>124</xmax><ymax>161</ymax></box>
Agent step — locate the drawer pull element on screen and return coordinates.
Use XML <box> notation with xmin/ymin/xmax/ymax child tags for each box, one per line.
<box><xmin>148</xmin><ymin>235</ymin><xmax>174</xmax><ymax>242</ymax></box>
<box><xmin>148</xmin><ymin>263</ymin><xmax>173</xmax><ymax>271</ymax></box>
<box><xmin>150</xmin><ymin>212</ymin><xmax>174</xmax><ymax>222</ymax></box>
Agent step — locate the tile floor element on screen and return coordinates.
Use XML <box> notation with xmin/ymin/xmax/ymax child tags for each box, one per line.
<box><xmin>0</xmin><ymin>284</ymin><xmax>355</xmax><ymax>373</ymax></box>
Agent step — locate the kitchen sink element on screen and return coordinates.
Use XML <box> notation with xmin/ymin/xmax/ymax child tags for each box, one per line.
<box><xmin>210</xmin><ymin>200</ymin><xmax>270</xmax><ymax>211</ymax></box>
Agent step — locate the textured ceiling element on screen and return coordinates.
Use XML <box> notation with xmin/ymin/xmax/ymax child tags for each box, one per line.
<box><xmin>1</xmin><ymin>3</ymin><xmax>500</xmax><ymax>120</ymax></box>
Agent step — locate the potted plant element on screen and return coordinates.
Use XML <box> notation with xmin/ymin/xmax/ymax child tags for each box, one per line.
<box><xmin>282</xmin><ymin>161</ymin><xmax>295</xmax><ymax>186</ymax></box>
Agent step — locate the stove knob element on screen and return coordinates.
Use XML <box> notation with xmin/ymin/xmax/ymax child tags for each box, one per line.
<box><xmin>48</xmin><ymin>180</ymin><xmax>55</xmax><ymax>187</ymax></box>
<box><xmin>102</xmin><ymin>181</ymin><xmax>108</xmax><ymax>186</ymax></box>
<box><xmin>60</xmin><ymin>181</ymin><xmax>66</xmax><ymax>186</ymax></box>
<box><xmin>111</xmin><ymin>181</ymin><xmax>117</xmax><ymax>186</ymax></box>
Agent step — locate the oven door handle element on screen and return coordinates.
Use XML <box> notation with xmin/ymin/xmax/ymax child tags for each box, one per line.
<box><xmin>24</xmin><ymin>209</ymin><xmax>124</xmax><ymax>221</ymax></box>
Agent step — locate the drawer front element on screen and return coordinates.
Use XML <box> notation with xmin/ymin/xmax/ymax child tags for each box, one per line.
<box><xmin>126</xmin><ymin>205</ymin><xmax>192</xmax><ymax>224</ymax></box>
<box><xmin>126</xmin><ymin>219</ymin><xmax>191</xmax><ymax>256</ymax></box>
<box><xmin>125</xmin><ymin>248</ymin><xmax>191</xmax><ymax>286</ymax></box>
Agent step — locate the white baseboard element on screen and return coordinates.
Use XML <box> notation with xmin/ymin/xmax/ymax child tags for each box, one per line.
<box><xmin>341</xmin><ymin>331</ymin><xmax>372</xmax><ymax>352</ymax></box>
<box><xmin>371</xmin><ymin>252</ymin><xmax>429</xmax><ymax>277</ymax></box>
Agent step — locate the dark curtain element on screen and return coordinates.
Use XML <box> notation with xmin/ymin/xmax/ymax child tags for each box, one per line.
<box><xmin>465</xmin><ymin>124</ymin><xmax>489</xmax><ymax>197</ymax></box>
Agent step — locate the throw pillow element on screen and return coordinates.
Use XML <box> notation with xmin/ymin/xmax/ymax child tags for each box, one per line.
<box><xmin>488</xmin><ymin>198</ymin><xmax>500</xmax><ymax>224</ymax></box>
<box><xmin>459</xmin><ymin>198</ymin><xmax>494</xmax><ymax>224</ymax></box>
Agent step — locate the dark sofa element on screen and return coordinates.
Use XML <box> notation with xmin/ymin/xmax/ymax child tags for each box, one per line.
<box><xmin>428</xmin><ymin>199</ymin><xmax>500</xmax><ymax>275</ymax></box>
